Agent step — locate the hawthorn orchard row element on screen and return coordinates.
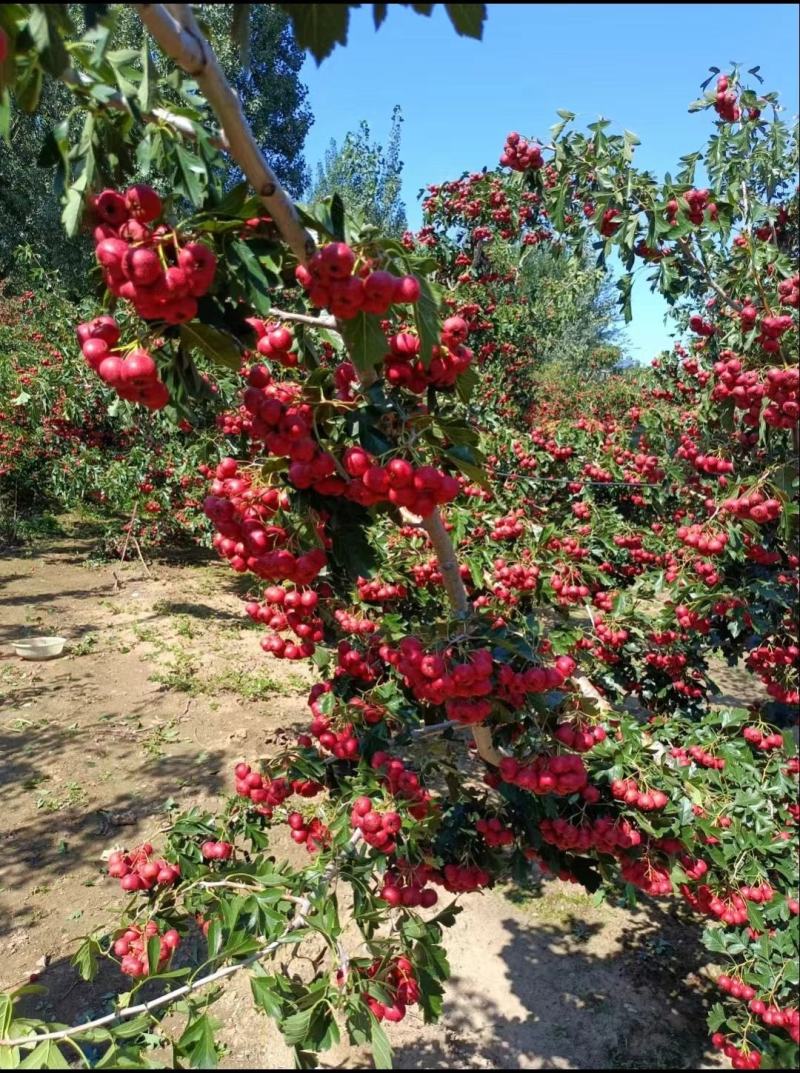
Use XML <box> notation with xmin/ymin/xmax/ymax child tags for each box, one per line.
<box><xmin>0</xmin><ymin>6</ymin><xmax>798</xmax><ymax>1070</ymax></box>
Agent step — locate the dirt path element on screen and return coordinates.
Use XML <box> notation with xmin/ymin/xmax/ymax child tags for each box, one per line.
<box><xmin>0</xmin><ymin>537</ymin><xmax>719</xmax><ymax>1068</ymax></box>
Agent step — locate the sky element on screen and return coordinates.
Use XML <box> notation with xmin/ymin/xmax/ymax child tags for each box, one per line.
<box><xmin>298</xmin><ymin>3</ymin><xmax>800</xmax><ymax>365</ymax></box>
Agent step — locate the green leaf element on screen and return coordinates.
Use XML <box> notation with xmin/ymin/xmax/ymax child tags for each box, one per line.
<box><xmin>339</xmin><ymin>312</ymin><xmax>387</xmax><ymax>374</ymax></box>
<box><xmin>178</xmin><ymin>1013</ymin><xmax>218</xmax><ymax>1069</ymax></box>
<box><xmin>281</xmin><ymin>1006</ymin><xmax>314</xmax><ymax>1047</ymax></box>
<box><xmin>174</xmin><ymin>144</ymin><xmax>206</xmax><ymax>208</ymax></box>
<box><xmin>0</xmin><ymin>996</ymin><xmax>11</xmax><ymax>1041</ymax></box>
<box><xmin>370</xmin><ymin>1015</ymin><xmax>393</xmax><ymax>1069</ymax></box>
<box><xmin>330</xmin><ymin>192</ymin><xmax>346</xmax><ymax>242</ymax></box>
<box><xmin>277</xmin><ymin>4</ymin><xmax>350</xmax><ymax>64</ymax></box>
<box><xmin>444</xmin><ymin>446</ymin><xmax>489</xmax><ymax>489</ymax></box>
<box><xmin>146</xmin><ymin>935</ymin><xmax>161</xmax><ymax>977</ymax></box>
<box><xmin>0</xmin><ymin>91</ymin><xmax>10</xmax><ymax>144</ymax></box>
<box><xmin>251</xmin><ymin>973</ymin><xmax>284</xmax><ymax>1021</ymax></box>
<box><xmin>19</xmin><ymin>1041</ymin><xmax>69</xmax><ymax>1068</ymax></box>
<box><xmin>412</xmin><ymin>275</ymin><xmax>441</xmax><ymax>368</ymax></box>
<box><xmin>71</xmin><ymin>936</ymin><xmax>98</xmax><ymax>982</ymax></box>
<box><xmin>36</xmin><ymin>118</ymin><xmax>69</xmax><ymax>171</ymax></box>
<box><xmin>443</xmin><ymin>4</ymin><xmax>486</xmax><ymax>38</ymax></box>
<box><xmin>229</xmin><ymin>238</ymin><xmax>273</xmax><ymax>315</ymax></box>
<box><xmin>15</xmin><ymin>60</ymin><xmax>43</xmax><ymax>113</ymax></box>
<box><xmin>180</xmin><ymin>321</ymin><xmax>243</xmax><ymax>371</ymax></box>
<box><xmin>138</xmin><ymin>37</ymin><xmax>156</xmax><ymax>112</ymax></box>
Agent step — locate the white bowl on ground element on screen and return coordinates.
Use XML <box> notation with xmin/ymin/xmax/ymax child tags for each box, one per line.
<box><xmin>11</xmin><ymin>637</ymin><xmax>67</xmax><ymax>660</ymax></box>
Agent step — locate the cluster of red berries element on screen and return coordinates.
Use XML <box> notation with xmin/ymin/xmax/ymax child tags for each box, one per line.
<box><xmin>739</xmin><ymin>882</ymin><xmax>775</xmax><ymax>904</ymax></box>
<box><xmin>287</xmin><ymin>812</ymin><xmax>331</xmax><ymax>854</ymax></box>
<box><xmin>680</xmin><ymin>883</ymin><xmax>750</xmax><ymax>925</ymax></box>
<box><xmin>668</xmin><ymin>189</ymin><xmax>718</xmax><ymax>227</ymax></box>
<box><xmin>350</xmin><ymin>795</ymin><xmax>402</xmax><ymax>854</ymax></box>
<box><xmin>217</xmin><ymin>407</ymin><xmax>252</xmax><ymax>435</ymax></box>
<box><xmin>234</xmin><ymin>763</ymin><xmax>292</xmax><ymax>813</ymax></box>
<box><xmin>670</xmin><ymin>744</ymin><xmax>725</xmax><ymax>770</ymax></box>
<box><xmin>745</xmin><ymin>644</ymin><xmax>799</xmax><ymax>705</ymax></box>
<box><xmin>620</xmin><ymin>854</ymin><xmax>673</xmax><ymax>895</ymax></box>
<box><xmin>610</xmin><ymin>778</ymin><xmax>669</xmax><ymax>811</ymax></box>
<box><xmin>778</xmin><ymin>274</ymin><xmax>799</xmax><ymax>307</ymax></box>
<box><xmin>498</xmin><ymin>753</ymin><xmax>589</xmax><ymax>796</ymax></box>
<box><xmin>384</xmin><ymin>639</ymin><xmax>572</xmax><ymax>725</ymax></box>
<box><xmin>693</xmin><ymin>559</ymin><xmax>721</xmax><ymax>588</ymax></box>
<box><xmin>539</xmin><ymin>815</ymin><xmax>643</xmax><ymax>856</ymax></box>
<box><xmin>674</xmin><ymin>605</ymin><xmax>711</xmax><ymax>633</ymax></box>
<box><xmin>414</xmin><ymin>556</ymin><xmax>470</xmax><ymax>590</ymax></box>
<box><xmin>295</xmin><ymin>242</ymin><xmax>420</xmax><ymax>319</ymax></box>
<box><xmin>593</xmin><ymin>618</ymin><xmax>630</xmax><ymax>649</ymax></box>
<box><xmin>742</xmin><ymin>725</ymin><xmax>785</xmax><ymax>750</ymax></box>
<box><xmin>202</xmin><ymin>458</ymin><xmax>327</xmax><ymax>584</ymax></box>
<box><xmin>490</xmin><ymin>509</ymin><xmax>526</xmax><ymax>540</ymax></box>
<box><xmin>550</xmin><ymin>565</ymin><xmax>591</xmax><ymax>604</ymax></box>
<box><xmin>492</xmin><ymin>558</ymin><xmax>540</xmax><ymax>598</ymax></box>
<box><xmin>369</xmin><ymin>752</ymin><xmax>433</xmax><ymax>820</ymax></box>
<box><xmin>554</xmin><ymin>720</ymin><xmax>607</xmax><ymax>753</ymax></box>
<box><xmin>599</xmin><ymin>207</ymin><xmax>622</xmax><ymax>237</ymax></box>
<box><xmin>755</xmin><ymin>313</ymin><xmax>794</xmax><ymax>354</ymax></box>
<box><xmin>333</xmin><ymin>608</ymin><xmax>377</xmax><ymax>636</ymax></box>
<box><xmin>92</xmin><ymin>185</ymin><xmax>216</xmax><ymax>323</ymax></box>
<box><xmin>76</xmin><ymin>317</ymin><xmax>170</xmax><ymax>410</ymax></box>
<box><xmin>710</xmin><ymin>1034</ymin><xmax>761</xmax><ymax>1069</ymax></box>
<box><xmin>721</xmin><ymin>490</ymin><xmax>781</xmax><ymax>525</ymax></box>
<box><xmin>689</xmin><ymin>314</ymin><xmax>716</xmax><ymax>337</ymax></box>
<box><xmin>247</xmin><ymin>584</ymin><xmax>324</xmax><ymax>659</ymax></box>
<box><xmin>353</xmin><ymin>956</ymin><xmax>420</xmax><ymax>1023</ymax></box>
<box><xmin>340</xmin><ymin>447</ymin><xmax>460</xmax><ymax>517</ymax></box>
<box><xmin>197</xmin><ymin>840</ymin><xmax>231</xmax><ymax>861</ymax></box>
<box><xmin>711</xmin><ymin>354</ymin><xmax>765</xmax><ymax>425</ymax></box>
<box><xmin>743</xmin><ymin>998</ymin><xmax>800</xmax><ymax>1044</ymax></box>
<box><xmin>379</xmin><ymin>861</ymin><xmax>438</xmax><ymax>908</ymax></box>
<box><xmin>677</xmin><ymin>524</ymin><xmax>728</xmax><ymax>554</ymax></box>
<box><xmin>113</xmin><ymin>921</ymin><xmax>180</xmax><ymax>978</ymax></box>
<box><xmin>356</xmin><ymin>576</ymin><xmax>407</xmax><ymax>602</ymax></box>
<box><xmin>305</xmin><ymin>687</ymin><xmax>362</xmax><ymax>759</ymax></box>
<box><xmin>384</xmin><ymin>324</ymin><xmax>474</xmax><ymax>392</ymax></box>
<box><xmin>107</xmin><ymin>843</ymin><xmax>180</xmax><ymax>892</ymax></box>
<box><xmin>763</xmin><ymin>366</ymin><xmax>799</xmax><ymax>429</ymax></box>
<box><xmin>692</xmin><ymin>453</ymin><xmax>734</xmax><ymax>476</ymax></box>
<box><xmin>243</xmin><ymin>370</ymin><xmax>341</xmax><ymax>495</ymax></box>
<box><xmin>336</xmin><ymin>640</ymin><xmax>380</xmax><ymax>684</ymax></box>
<box><xmin>246</xmin><ymin>320</ymin><xmax>298</xmax><ymax>367</ymax></box>
<box><xmin>476</xmin><ymin>816</ymin><xmax>515</xmax><ymax>848</ymax></box>
<box><xmin>439</xmin><ymin>862</ymin><xmax>492</xmax><ymax>893</ymax></box>
<box><xmin>500</xmin><ymin>132</ymin><xmax>543</xmax><ymax>171</ymax></box>
<box><xmin>713</xmin><ymin>74</ymin><xmax>741</xmax><ymax>122</ymax></box>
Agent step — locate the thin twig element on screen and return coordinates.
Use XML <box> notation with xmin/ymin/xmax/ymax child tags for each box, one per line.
<box><xmin>269</xmin><ymin>308</ymin><xmax>338</xmax><ymax>330</ymax></box>
<box><xmin>119</xmin><ymin>504</ymin><xmax>138</xmax><ymax>565</ymax></box>
<box><xmin>677</xmin><ymin>237</ymin><xmax>743</xmax><ymax>313</ymax></box>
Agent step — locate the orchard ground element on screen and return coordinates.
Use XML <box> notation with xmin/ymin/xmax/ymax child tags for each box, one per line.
<box><xmin>1</xmin><ymin>525</ymin><xmax>768</xmax><ymax>1069</ymax></box>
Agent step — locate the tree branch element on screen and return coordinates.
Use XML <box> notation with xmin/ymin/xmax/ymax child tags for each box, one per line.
<box><xmin>677</xmin><ymin>237</ymin><xmax>743</xmax><ymax>313</ymax></box>
<box><xmin>269</xmin><ymin>308</ymin><xmax>338</xmax><ymax>330</ymax></box>
<box><xmin>0</xmin><ymin>833</ymin><xmax>362</xmax><ymax>1051</ymax></box>
<box><xmin>135</xmin><ymin>3</ymin><xmax>315</xmax><ymax>266</ymax></box>
<box><xmin>136</xmin><ymin>3</ymin><xmax>497</xmax><ymax>762</ymax></box>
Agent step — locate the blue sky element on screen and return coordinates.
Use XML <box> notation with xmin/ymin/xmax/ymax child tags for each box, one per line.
<box><xmin>298</xmin><ymin>3</ymin><xmax>800</xmax><ymax>364</ymax></box>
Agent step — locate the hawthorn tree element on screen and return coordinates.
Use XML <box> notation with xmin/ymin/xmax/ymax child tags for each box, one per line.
<box><xmin>0</xmin><ymin>5</ymin><xmax>797</xmax><ymax>1071</ymax></box>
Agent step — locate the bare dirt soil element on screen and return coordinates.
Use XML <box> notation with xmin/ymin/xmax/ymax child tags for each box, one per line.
<box><xmin>1</xmin><ymin>533</ymin><xmax>736</xmax><ymax>1068</ymax></box>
